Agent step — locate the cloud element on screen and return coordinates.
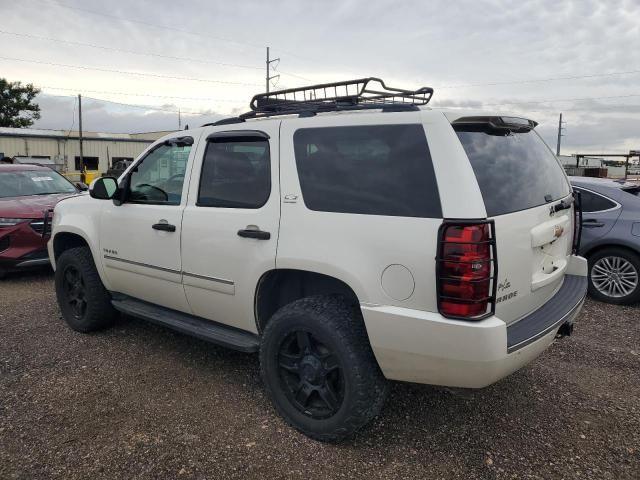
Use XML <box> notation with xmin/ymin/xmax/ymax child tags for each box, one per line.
<box><xmin>34</xmin><ymin>95</ymin><xmax>224</xmax><ymax>133</ymax></box>
<box><xmin>0</xmin><ymin>0</ymin><xmax>636</xmax><ymax>152</ymax></box>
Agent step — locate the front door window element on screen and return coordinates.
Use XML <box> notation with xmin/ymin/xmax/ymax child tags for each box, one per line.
<box><xmin>129</xmin><ymin>141</ymin><xmax>191</xmax><ymax>205</ymax></box>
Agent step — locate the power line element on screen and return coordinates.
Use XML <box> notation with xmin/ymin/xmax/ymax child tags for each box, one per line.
<box><xmin>438</xmin><ymin>69</ymin><xmax>640</xmax><ymax>89</ymax></box>
<box><xmin>38</xmin><ymin>85</ymin><xmax>244</xmax><ymax>102</ymax></box>
<box><xmin>38</xmin><ymin>92</ymin><xmax>217</xmax><ymax>116</ymax></box>
<box><xmin>0</xmin><ymin>29</ymin><xmax>313</xmax><ymax>87</ymax></box>
<box><xmin>0</xmin><ymin>30</ymin><xmax>263</xmax><ymax>71</ymax></box>
<box><xmin>0</xmin><ymin>56</ymin><xmax>262</xmax><ymax>86</ymax></box>
<box><xmin>277</xmin><ymin>69</ymin><xmax>315</xmax><ymax>83</ymax></box>
<box><xmin>480</xmin><ymin>93</ymin><xmax>640</xmax><ymax>107</ymax></box>
<box><xmin>65</xmin><ymin>96</ymin><xmax>77</xmax><ymax>139</ymax></box>
<box><xmin>27</xmin><ymin>0</ymin><xmax>265</xmax><ymax>50</ymax></box>
<box><xmin>24</xmin><ymin>0</ymin><xmax>317</xmax><ymax>83</ymax></box>
<box><xmin>80</xmin><ymin>95</ymin><xmax>216</xmax><ymax>116</ymax></box>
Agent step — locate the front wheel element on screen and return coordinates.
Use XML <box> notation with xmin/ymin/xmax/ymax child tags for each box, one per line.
<box><xmin>588</xmin><ymin>247</ymin><xmax>640</xmax><ymax>305</ymax></box>
<box><xmin>55</xmin><ymin>246</ymin><xmax>117</xmax><ymax>332</ymax></box>
<box><xmin>260</xmin><ymin>295</ymin><xmax>388</xmax><ymax>442</ymax></box>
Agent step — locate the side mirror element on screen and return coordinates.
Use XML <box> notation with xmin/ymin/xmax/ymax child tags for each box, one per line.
<box><xmin>90</xmin><ymin>177</ymin><xmax>118</xmax><ymax>200</ymax></box>
<box><xmin>75</xmin><ymin>181</ymin><xmax>89</xmax><ymax>191</ymax></box>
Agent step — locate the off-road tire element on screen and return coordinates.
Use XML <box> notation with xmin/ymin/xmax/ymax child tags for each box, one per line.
<box><xmin>588</xmin><ymin>247</ymin><xmax>640</xmax><ymax>305</ymax></box>
<box><xmin>55</xmin><ymin>246</ymin><xmax>117</xmax><ymax>332</ymax></box>
<box><xmin>260</xmin><ymin>295</ymin><xmax>388</xmax><ymax>442</ymax></box>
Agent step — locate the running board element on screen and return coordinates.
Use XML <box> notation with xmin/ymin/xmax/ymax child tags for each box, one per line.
<box><xmin>111</xmin><ymin>295</ymin><xmax>259</xmax><ymax>353</ymax></box>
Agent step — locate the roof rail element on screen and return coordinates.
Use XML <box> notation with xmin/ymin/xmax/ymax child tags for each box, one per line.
<box><xmin>202</xmin><ymin>117</ymin><xmax>246</xmax><ymax>127</ymax></box>
<box><xmin>201</xmin><ymin>78</ymin><xmax>434</xmax><ymax>126</ymax></box>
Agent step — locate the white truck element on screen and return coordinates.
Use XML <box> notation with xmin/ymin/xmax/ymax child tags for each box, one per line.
<box><xmin>48</xmin><ymin>78</ymin><xmax>588</xmax><ymax>441</ymax></box>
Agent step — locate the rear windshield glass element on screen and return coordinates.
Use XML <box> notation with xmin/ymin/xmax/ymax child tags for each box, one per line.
<box><xmin>293</xmin><ymin>124</ymin><xmax>442</xmax><ymax>218</ymax></box>
<box><xmin>455</xmin><ymin>126</ymin><xmax>570</xmax><ymax>216</ymax></box>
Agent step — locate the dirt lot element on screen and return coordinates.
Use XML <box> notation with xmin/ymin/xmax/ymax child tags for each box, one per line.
<box><xmin>1</xmin><ymin>270</ymin><xmax>639</xmax><ymax>480</ymax></box>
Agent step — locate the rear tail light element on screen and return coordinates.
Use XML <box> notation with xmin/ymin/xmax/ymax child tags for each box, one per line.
<box><xmin>436</xmin><ymin>220</ymin><xmax>497</xmax><ymax>320</ymax></box>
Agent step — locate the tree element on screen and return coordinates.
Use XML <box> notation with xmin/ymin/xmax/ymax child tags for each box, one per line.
<box><xmin>0</xmin><ymin>79</ymin><xmax>41</xmax><ymax>128</ymax></box>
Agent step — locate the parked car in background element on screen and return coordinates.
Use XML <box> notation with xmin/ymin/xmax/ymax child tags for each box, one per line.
<box><xmin>0</xmin><ymin>164</ymin><xmax>82</xmax><ymax>278</ymax></box>
<box><xmin>570</xmin><ymin>176</ymin><xmax>640</xmax><ymax>304</ymax></box>
<box><xmin>12</xmin><ymin>156</ymin><xmax>64</xmax><ymax>172</ymax></box>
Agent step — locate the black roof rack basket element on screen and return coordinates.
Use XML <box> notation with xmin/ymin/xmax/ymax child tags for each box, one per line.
<box><xmin>248</xmin><ymin>77</ymin><xmax>433</xmax><ymax>116</ymax></box>
<box><xmin>202</xmin><ymin>78</ymin><xmax>434</xmax><ymax>126</ymax></box>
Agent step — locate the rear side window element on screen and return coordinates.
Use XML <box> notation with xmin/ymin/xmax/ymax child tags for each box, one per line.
<box><xmin>455</xmin><ymin>127</ymin><xmax>570</xmax><ymax>216</ymax></box>
<box><xmin>197</xmin><ymin>138</ymin><xmax>270</xmax><ymax>208</ymax></box>
<box><xmin>575</xmin><ymin>188</ymin><xmax>617</xmax><ymax>212</ymax></box>
<box><xmin>293</xmin><ymin>124</ymin><xmax>442</xmax><ymax>218</ymax></box>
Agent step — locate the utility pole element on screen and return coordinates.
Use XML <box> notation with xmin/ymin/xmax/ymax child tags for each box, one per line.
<box><xmin>556</xmin><ymin>112</ymin><xmax>566</xmax><ymax>156</ymax></box>
<box><xmin>265</xmin><ymin>46</ymin><xmax>280</xmax><ymax>93</ymax></box>
<box><xmin>178</xmin><ymin>108</ymin><xmax>182</xmax><ymax>130</ymax></box>
<box><xmin>78</xmin><ymin>94</ymin><xmax>84</xmax><ymax>172</ymax></box>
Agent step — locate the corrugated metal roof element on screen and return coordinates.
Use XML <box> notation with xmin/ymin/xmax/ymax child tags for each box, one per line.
<box><xmin>0</xmin><ymin>127</ymin><xmax>160</xmax><ymax>140</ymax></box>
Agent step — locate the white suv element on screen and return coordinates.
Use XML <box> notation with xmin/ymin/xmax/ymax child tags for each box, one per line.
<box><xmin>48</xmin><ymin>78</ymin><xmax>588</xmax><ymax>441</ymax></box>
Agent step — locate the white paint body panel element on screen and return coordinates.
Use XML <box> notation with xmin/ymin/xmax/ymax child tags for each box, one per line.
<box><xmin>361</xmin><ymin>300</ymin><xmax>584</xmax><ymax>388</ymax></box>
<box><xmin>180</xmin><ymin>122</ymin><xmax>281</xmax><ymax>333</ymax></box>
<box><xmin>48</xmin><ymin>107</ymin><xmax>587</xmax><ymax>389</ymax></box>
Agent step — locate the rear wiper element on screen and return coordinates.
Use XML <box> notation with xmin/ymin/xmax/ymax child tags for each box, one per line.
<box><xmin>551</xmin><ymin>197</ymin><xmax>573</xmax><ymax>213</ymax></box>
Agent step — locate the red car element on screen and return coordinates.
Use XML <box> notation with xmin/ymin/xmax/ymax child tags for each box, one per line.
<box><xmin>0</xmin><ymin>164</ymin><xmax>83</xmax><ymax>278</ymax></box>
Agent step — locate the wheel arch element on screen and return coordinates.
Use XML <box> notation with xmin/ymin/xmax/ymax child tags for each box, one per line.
<box><xmin>254</xmin><ymin>269</ymin><xmax>361</xmax><ymax>334</ymax></box>
<box><xmin>52</xmin><ymin>231</ymin><xmax>90</xmax><ymax>261</ymax></box>
<box><xmin>51</xmin><ymin>227</ymin><xmax>112</xmax><ymax>290</ymax></box>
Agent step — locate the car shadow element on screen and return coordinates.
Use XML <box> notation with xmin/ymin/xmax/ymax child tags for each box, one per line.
<box><xmin>111</xmin><ymin>313</ymin><xmax>548</xmax><ymax>450</ymax></box>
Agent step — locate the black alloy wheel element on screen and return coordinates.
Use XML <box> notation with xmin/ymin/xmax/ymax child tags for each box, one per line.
<box><xmin>55</xmin><ymin>246</ymin><xmax>116</xmax><ymax>332</ymax></box>
<box><xmin>278</xmin><ymin>330</ymin><xmax>345</xmax><ymax>419</ymax></box>
<box><xmin>61</xmin><ymin>265</ymin><xmax>87</xmax><ymax>319</ymax></box>
<box><xmin>260</xmin><ymin>295</ymin><xmax>388</xmax><ymax>442</ymax></box>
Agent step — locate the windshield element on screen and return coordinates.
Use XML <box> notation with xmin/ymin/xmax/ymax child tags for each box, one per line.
<box><xmin>0</xmin><ymin>170</ymin><xmax>77</xmax><ymax>198</ymax></box>
<box><xmin>455</xmin><ymin>126</ymin><xmax>570</xmax><ymax>216</ymax></box>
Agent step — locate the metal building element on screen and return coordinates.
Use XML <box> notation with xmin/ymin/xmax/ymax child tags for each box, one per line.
<box><xmin>0</xmin><ymin>127</ymin><xmax>171</xmax><ymax>175</ymax></box>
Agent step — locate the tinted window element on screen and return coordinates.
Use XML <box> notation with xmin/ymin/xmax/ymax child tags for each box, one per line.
<box><xmin>293</xmin><ymin>125</ymin><xmax>441</xmax><ymax>218</ymax></box>
<box><xmin>575</xmin><ymin>188</ymin><xmax>617</xmax><ymax>212</ymax></box>
<box><xmin>197</xmin><ymin>139</ymin><xmax>270</xmax><ymax>208</ymax></box>
<box><xmin>455</xmin><ymin>127</ymin><xmax>570</xmax><ymax>216</ymax></box>
<box><xmin>129</xmin><ymin>142</ymin><xmax>191</xmax><ymax>205</ymax></box>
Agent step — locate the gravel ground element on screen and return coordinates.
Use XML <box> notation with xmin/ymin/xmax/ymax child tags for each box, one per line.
<box><xmin>1</xmin><ymin>270</ymin><xmax>639</xmax><ymax>480</ymax></box>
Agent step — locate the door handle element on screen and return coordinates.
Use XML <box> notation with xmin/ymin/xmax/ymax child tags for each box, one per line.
<box><xmin>152</xmin><ymin>222</ymin><xmax>176</xmax><ymax>232</ymax></box>
<box><xmin>237</xmin><ymin>229</ymin><xmax>270</xmax><ymax>240</ymax></box>
<box><xmin>581</xmin><ymin>219</ymin><xmax>604</xmax><ymax>228</ymax></box>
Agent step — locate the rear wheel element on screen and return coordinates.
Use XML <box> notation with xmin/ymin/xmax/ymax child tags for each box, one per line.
<box><xmin>55</xmin><ymin>246</ymin><xmax>117</xmax><ymax>332</ymax></box>
<box><xmin>588</xmin><ymin>247</ymin><xmax>640</xmax><ymax>305</ymax></box>
<box><xmin>260</xmin><ymin>295</ymin><xmax>388</xmax><ymax>442</ymax></box>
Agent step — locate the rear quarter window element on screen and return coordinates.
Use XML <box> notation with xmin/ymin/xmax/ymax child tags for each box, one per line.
<box><xmin>455</xmin><ymin>127</ymin><xmax>570</xmax><ymax>216</ymax></box>
<box><xmin>293</xmin><ymin>124</ymin><xmax>442</xmax><ymax>218</ymax></box>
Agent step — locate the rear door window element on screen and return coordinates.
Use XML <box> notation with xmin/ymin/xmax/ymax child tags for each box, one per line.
<box><xmin>293</xmin><ymin>124</ymin><xmax>441</xmax><ymax>218</ymax></box>
<box><xmin>197</xmin><ymin>138</ymin><xmax>270</xmax><ymax>209</ymax></box>
<box><xmin>455</xmin><ymin>127</ymin><xmax>570</xmax><ymax>216</ymax></box>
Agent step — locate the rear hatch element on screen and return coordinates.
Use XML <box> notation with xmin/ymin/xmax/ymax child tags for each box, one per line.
<box><xmin>453</xmin><ymin>116</ymin><xmax>574</xmax><ymax>325</ymax></box>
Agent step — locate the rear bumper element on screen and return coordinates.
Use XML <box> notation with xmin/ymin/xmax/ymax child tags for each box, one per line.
<box><xmin>507</xmin><ymin>274</ymin><xmax>586</xmax><ymax>353</ymax></box>
<box><xmin>361</xmin><ymin>273</ymin><xmax>587</xmax><ymax>389</ymax></box>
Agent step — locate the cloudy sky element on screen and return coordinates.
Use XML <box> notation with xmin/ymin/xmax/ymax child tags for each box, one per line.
<box><xmin>1</xmin><ymin>0</ymin><xmax>639</xmax><ymax>153</ymax></box>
